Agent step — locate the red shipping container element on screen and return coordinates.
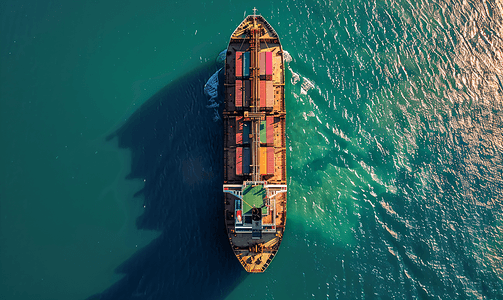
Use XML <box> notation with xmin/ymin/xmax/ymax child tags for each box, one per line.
<box><xmin>236</xmin><ymin>147</ymin><xmax>243</xmax><ymax>175</ymax></box>
<box><xmin>260</xmin><ymin>80</ymin><xmax>266</xmax><ymax>107</ymax></box>
<box><xmin>266</xmin><ymin>81</ymin><xmax>274</xmax><ymax>107</ymax></box>
<box><xmin>236</xmin><ymin>116</ymin><xmax>243</xmax><ymax>144</ymax></box>
<box><xmin>265</xmin><ymin>52</ymin><xmax>273</xmax><ymax>76</ymax></box>
<box><xmin>235</xmin><ymin>51</ymin><xmax>243</xmax><ymax>78</ymax></box>
<box><xmin>235</xmin><ymin>80</ymin><xmax>242</xmax><ymax>107</ymax></box>
<box><xmin>259</xmin><ymin>52</ymin><xmax>266</xmax><ymax>76</ymax></box>
<box><xmin>267</xmin><ymin>147</ymin><xmax>275</xmax><ymax>174</ymax></box>
<box><xmin>266</xmin><ymin>116</ymin><xmax>274</xmax><ymax>144</ymax></box>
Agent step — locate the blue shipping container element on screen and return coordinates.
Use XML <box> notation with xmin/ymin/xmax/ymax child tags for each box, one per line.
<box><xmin>243</xmin><ymin>121</ymin><xmax>250</xmax><ymax>144</ymax></box>
<box><xmin>243</xmin><ymin>147</ymin><xmax>251</xmax><ymax>174</ymax></box>
<box><xmin>243</xmin><ymin>52</ymin><xmax>250</xmax><ymax>77</ymax></box>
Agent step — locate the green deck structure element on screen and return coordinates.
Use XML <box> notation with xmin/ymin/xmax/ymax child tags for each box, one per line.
<box><xmin>242</xmin><ymin>185</ymin><xmax>267</xmax><ymax>215</ymax></box>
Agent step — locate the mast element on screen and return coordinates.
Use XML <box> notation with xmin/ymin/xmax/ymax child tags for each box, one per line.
<box><xmin>250</xmin><ymin>13</ymin><xmax>261</xmax><ymax>182</ymax></box>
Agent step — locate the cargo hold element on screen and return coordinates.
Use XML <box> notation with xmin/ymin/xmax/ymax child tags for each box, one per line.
<box><xmin>266</xmin><ymin>81</ymin><xmax>274</xmax><ymax>107</ymax></box>
<box><xmin>236</xmin><ymin>116</ymin><xmax>243</xmax><ymax>144</ymax></box>
<box><xmin>244</xmin><ymin>80</ymin><xmax>251</xmax><ymax>107</ymax></box>
<box><xmin>259</xmin><ymin>52</ymin><xmax>266</xmax><ymax>76</ymax></box>
<box><xmin>236</xmin><ymin>147</ymin><xmax>243</xmax><ymax>175</ymax></box>
<box><xmin>260</xmin><ymin>120</ymin><xmax>267</xmax><ymax>143</ymax></box>
<box><xmin>243</xmin><ymin>121</ymin><xmax>250</xmax><ymax>144</ymax></box>
<box><xmin>235</xmin><ymin>80</ymin><xmax>243</xmax><ymax>107</ymax></box>
<box><xmin>243</xmin><ymin>52</ymin><xmax>250</xmax><ymax>78</ymax></box>
<box><xmin>260</xmin><ymin>147</ymin><xmax>267</xmax><ymax>175</ymax></box>
<box><xmin>266</xmin><ymin>116</ymin><xmax>274</xmax><ymax>144</ymax></box>
<box><xmin>260</xmin><ymin>80</ymin><xmax>266</xmax><ymax>108</ymax></box>
<box><xmin>243</xmin><ymin>147</ymin><xmax>250</xmax><ymax>174</ymax></box>
<box><xmin>265</xmin><ymin>52</ymin><xmax>272</xmax><ymax>76</ymax></box>
<box><xmin>267</xmin><ymin>147</ymin><xmax>275</xmax><ymax>174</ymax></box>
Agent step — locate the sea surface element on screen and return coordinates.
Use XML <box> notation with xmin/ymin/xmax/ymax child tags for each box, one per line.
<box><xmin>1</xmin><ymin>0</ymin><xmax>503</xmax><ymax>299</ymax></box>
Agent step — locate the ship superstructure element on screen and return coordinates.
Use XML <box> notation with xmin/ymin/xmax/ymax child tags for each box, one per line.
<box><xmin>223</xmin><ymin>11</ymin><xmax>287</xmax><ymax>273</ymax></box>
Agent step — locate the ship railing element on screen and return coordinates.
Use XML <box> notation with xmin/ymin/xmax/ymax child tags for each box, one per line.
<box><xmin>264</xmin><ymin>184</ymin><xmax>287</xmax><ymax>188</ymax></box>
<box><xmin>223</xmin><ymin>184</ymin><xmax>243</xmax><ymax>199</ymax></box>
<box><xmin>241</xmin><ymin>181</ymin><xmax>286</xmax><ymax>188</ymax></box>
<box><xmin>224</xmin><ymin>184</ymin><xmax>244</xmax><ymax>188</ymax></box>
<box><xmin>267</xmin><ymin>188</ymin><xmax>287</xmax><ymax>200</ymax></box>
<box><xmin>264</xmin><ymin>184</ymin><xmax>287</xmax><ymax>190</ymax></box>
<box><xmin>243</xmin><ymin>180</ymin><xmax>266</xmax><ymax>186</ymax></box>
<box><xmin>233</xmin><ymin>228</ymin><xmax>276</xmax><ymax>234</ymax></box>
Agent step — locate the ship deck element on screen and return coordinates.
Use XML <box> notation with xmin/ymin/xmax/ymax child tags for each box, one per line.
<box><xmin>223</xmin><ymin>13</ymin><xmax>287</xmax><ymax>273</ymax></box>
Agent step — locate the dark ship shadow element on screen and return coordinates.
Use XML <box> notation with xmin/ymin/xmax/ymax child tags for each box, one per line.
<box><xmin>87</xmin><ymin>62</ymin><xmax>246</xmax><ymax>300</ymax></box>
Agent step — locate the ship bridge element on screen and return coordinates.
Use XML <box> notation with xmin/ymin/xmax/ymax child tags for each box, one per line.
<box><xmin>224</xmin><ymin>181</ymin><xmax>286</xmax><ymax>237</ymax></box>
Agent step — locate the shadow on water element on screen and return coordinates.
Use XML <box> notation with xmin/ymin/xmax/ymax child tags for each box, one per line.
<box><xmin>86</xmin><ymin>61</ymin><xmax>246</xmax><ymax>300</ymax></box>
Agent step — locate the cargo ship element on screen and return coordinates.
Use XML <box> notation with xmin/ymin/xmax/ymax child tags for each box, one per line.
<box><xmin>223</xmin><ymin>9</ymin><xmax>287</xmax><ymax>273</ymax></box>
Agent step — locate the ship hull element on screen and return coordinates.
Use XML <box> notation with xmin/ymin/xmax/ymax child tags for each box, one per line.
<box><xmin>223</xmin><ymin>14</ymin><xmax>287</xmax><ymax>273</ymax></box>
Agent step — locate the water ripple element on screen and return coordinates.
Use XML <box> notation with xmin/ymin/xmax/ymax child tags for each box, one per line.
<box><xmin>286</xmin><ymin>0</ymin><xmax>503</xmax><ymax>297</ymax></box>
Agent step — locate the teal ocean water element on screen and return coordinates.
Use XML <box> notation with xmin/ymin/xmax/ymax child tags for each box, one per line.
<box><xmin>2</xmin><ymin>0</ymin><xmax>503</xmax><ymax>299</ymax></box>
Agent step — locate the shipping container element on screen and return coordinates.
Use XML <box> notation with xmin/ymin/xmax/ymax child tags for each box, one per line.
<box><xmin>236</xmin><ymin>147</ymin><xmax>243</xmax><ymax>175</ymax></box>
<box><xmin>244</xmin><ymin>80</ymin><xmax>251</xmax><ymax>107</ymax></box>
<box><xmin>259</xmin><ymin>52</ymin><xmax>266</xmax><ymax>76</ymax></box>
<box><xmin>266</xmin><ymin>116</ymin><xmax>274</xmax><ymax>144</ymax></box>
<box><xmin>261</xmin><ymin>147</ymin><xmax>269</xmax><ymax>175</ymax></box>
<box><xmin>235</xmin><ymin>80</ymin><xmax>242</xmax><ymax>107</ymax></box>
<box><xmin>265</xmin><ymin>52</ymin><xmax>273</xmax><ymax>76</ymax></box>
<box><xmin>267</xmin><ymin>147</ymin><xmax>275</xmax><ymax>174</ymax></box>
<box><xmin>243</xmin><ymin>147</ymin><xmax>251</xmax><ymax>174</ymax></box>
<box><xmin>266</xmin><ymin>81</ymin><xmax>274</xmax><ymax>107</ymax></box>
<box><xmin>260</xmin><ymin>120</ymin><xmax>266</xmax><ymax>143</ymax></box>
<box><xmin>243</xmin><ymin>52</ymin><xmax>250</xmax><ymax>77</ymax></box>
<box><xmin>235</xmin><ymin>51</ymin><xmax>243</xmax><ymax>78</ymax></box>
<box><xmin>243</xmin><ymin>121</ymin><xmax>250</xmax><ymax>144</ymax></box>
<box><xmin>236</xmin><ymin>116</ymin><xmax>243</xmax><ymax>144</ymax></box>
<box><xmin>260</xmin><ymin>80</ymin><xmax>266</xmax><ymax>107</ymax></box>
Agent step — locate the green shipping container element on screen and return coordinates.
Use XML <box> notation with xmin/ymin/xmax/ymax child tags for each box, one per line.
<box><xmin>260</xmin><ymin>120</ymin><xmax>266</xmax><ymax>143</ymax></box>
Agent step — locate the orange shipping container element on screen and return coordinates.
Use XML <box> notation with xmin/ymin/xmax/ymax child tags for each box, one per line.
<box><xmin>267</xmin><ymin>147</ymin><xmax>275</xmax><ymax>174</ymax></box>
<box><xmin>236</xmin><ymin>147</ymin><xmax>243</xmax><ymax>175</ymax></box>
<box><xmin>236</xmin><ymin>116</ymin><xmax>243</xmax><ymax>144</ymax></box>
<box><xmin>260</xmin><ymin>147</ymin><xmax>267</xmax><ymax>175</ymax></box>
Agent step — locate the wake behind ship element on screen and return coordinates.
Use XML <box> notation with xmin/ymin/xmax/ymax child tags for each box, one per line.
<box><xmin>223</xmin><ymin>11</ymin><xmax>287</xmax><ymax>273</ymax></box>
